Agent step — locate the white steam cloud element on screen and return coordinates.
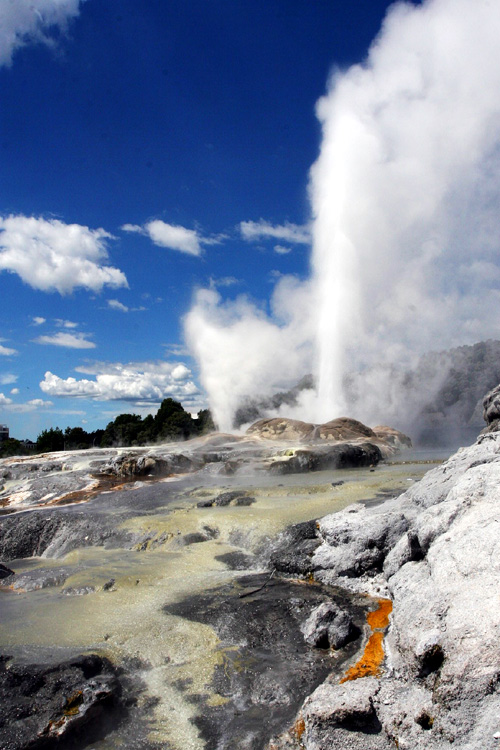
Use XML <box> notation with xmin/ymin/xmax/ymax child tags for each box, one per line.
<box><xmin>186</xmin><ymin>0</ymin><xmax>500</xmax><ymax>432</ymax></box>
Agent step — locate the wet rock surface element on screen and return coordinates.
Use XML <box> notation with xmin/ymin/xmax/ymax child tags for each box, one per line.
<box><xmin>266</xmin><ymin>442</ymin><xmax>383</xmax><ymax>474</ymax></box>
<box><xmin>0</xmin><ymin>507</ymin><xmax>131</xmax><ymax>561</ymax></box>
<box><xmin>165</xmin><ymin>574</ymin><xmax>368</xmax><ymax>750</ymax></box>
<box><xmin>0</xmin><ymin>653</ymin><xmax>126</xmax><ymax>750</ymax></box>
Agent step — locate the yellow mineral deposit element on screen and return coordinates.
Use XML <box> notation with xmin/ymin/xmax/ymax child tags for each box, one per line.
<box><xmin>340</xmin><ymin>598</ymin><xmax>392</xmax><ymax>683</ymax></box>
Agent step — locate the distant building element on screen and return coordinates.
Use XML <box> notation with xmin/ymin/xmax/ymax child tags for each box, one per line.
<box><xmin>21</xmin><ymin>439</ymin><xmax>36</xmax><ymax>451</ymax></box>
<box><xmin>0</xmin><ymin>425</ymin><xmax>8</xmax><ymax>442</ymax></box>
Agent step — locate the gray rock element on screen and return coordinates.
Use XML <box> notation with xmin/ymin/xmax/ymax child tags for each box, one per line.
<box><xmin>0</xmin><ymin>653</ymin><xmax>125</xmax><ymax>750</ymax></box>
<box><xmin>301</xmin><ymin>678</ymin><xmax>384</xmax><ymax>749</ymax></box>
<box><xmin>482</xmin><ymin>383</ymin><xmax>500</xmax><ymax>429</ymax></box>
<box><xmin>313</xmin><ymin>504</ymin><xmax>409</xmax><ymax>577</ymax></box>
<box><xmin>0</xmin><ymin>562</ymin><xmax>14</xmax><ymax>579</ymax></box>
<box><xmin>8</xmin><ymin>566</ymin><xmax>72</xmax><ymax>591</ymax></box>
<box><xmin>270</xmin><ymin>519</ymin><xmax>321</xmax><ymax>575</ymax></box>
<box><xmin>273</xmin><ymin>426</ymin><xmax>500</xmax><ymax>750</ymax></box>
<box><xmin>267</xmin><ymin>442</ymin><xmax>383</xmax><ymax>474</ymax></box>
<box><xmin>301</xmin><ymin>602</ymin><xmax>359</xmax><ymax>650</ymax></box>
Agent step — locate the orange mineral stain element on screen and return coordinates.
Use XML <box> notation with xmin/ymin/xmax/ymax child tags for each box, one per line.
<box><xmin>366</xmin><ymin>598</ymin><xmax>392</xmax><ymax>630</ymax></box>
<box><xmin>340</xmin><ymin>598</ymin><xmax>392</xmax><ymax>683</ymax></box>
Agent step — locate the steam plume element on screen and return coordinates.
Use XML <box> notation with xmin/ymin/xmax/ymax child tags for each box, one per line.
<box><xmin>186</xmin><ymin>0</ymin><xmax>500</xmax><ymax>432</ymax></box>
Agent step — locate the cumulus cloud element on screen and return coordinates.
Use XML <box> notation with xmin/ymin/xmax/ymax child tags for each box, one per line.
<box><xmin>6</xmin><ymin>398</ymin><xmax>53</xmax><ymax>413</ymax></box>
<box><xmin>40</xmin><ymin>360</ymin><xmax>200</xmax><ymax>405</ymax></box>
<box><xmin>187</xmin><ymin>0</ymin><xmax>500</xmax><ymax>431</ymax></box>
<box><xmin>107</xmin><ymin>299</ymin><xmax>129</xmax><ymax>312</ymax></box>
<box><xmin>10</xmin><ymin>387</ymin><xmax>19</xmax><ymax>395</ymax></box>
<box><xmin>0</xmin><ymin>0</ymin><xmax>86</xmax><ymax>67</ymax></box>
<box><xmin>32</xmin><ymin>316</ymin><xmax>46</xmax><ymax>326</ymax></box>
<box><xmin>122</xmin><ymin>220</ymin><xmax>205</xmax><ymax>256</ymax></box>
<box><xmin>0</xmin><ymin>341</ymin><xmax>18</xmax><ymax>356</ymax></box>
<box><xmin>274</xmin><ymin>245</ymin><xmax>292</xmax><ymax>255</ymax></box>
<box><xmin>0</xmin><ymin>393</ymin><xmax>12</xmax><ymax>406</ymax></box>
<box><xmin>33</xmin><ymin>332</ymin><xmax>96</xmax><ymax>349</ymax></box>
<box><xmin>0</xmin><ymin>215</ymin><xmax>128</xmax><ymax>294</ymax></box>
<box><xmin>240</xmin><ymin>220</ymin><xmax>311</xmax><ymax>245</ymax></box>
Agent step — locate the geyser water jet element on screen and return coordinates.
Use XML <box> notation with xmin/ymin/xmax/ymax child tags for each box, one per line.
<box><xmin>186</xmin><ymin>0</ymin><xmax>500</xmax><ymax>432</ymax></box>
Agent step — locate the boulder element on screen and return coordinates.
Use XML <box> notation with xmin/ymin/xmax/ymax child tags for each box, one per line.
<box><xmin>267</xmin><ymin>443</ymin><xmax>383</xmax><ymax>474</ymax></box>
<box><xmin>301</xmin><ymin>678</ymin><xmax>383</xmax><ymax>747</ymax></box>
<box><xmin>0</xmin><ymin>562</ymin><xmax>14</xmax><ymax>579</ymax></box>
<box><xmin>0</xmin><ymin>654</ymin><xmax>125</xmax><ymax>750</ymax></box>
<box><xmin>372</xmin><ymin>425</ymin><xmax>412</xmax><ymax>450</ymax></box>
<box><xmin>301</xmin><ymin>602</ymin><xmax>360</xmax><ymax>650</ymax></box>
<box><xmin>482</xmin><ymin>383</ymin><xmax>500</xmax><ymax>432</ymax></box>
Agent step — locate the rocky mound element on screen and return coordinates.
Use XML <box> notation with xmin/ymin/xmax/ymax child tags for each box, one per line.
<box><xmin>246</xmin><ymin>417</ymin><xmax>316</xmax><ymax>441</ymax></box>
<box><xmin>246</xmin><ymin>416</ymin><xmax>381</xmax><ymax>442</ymax></box>
<box><xmin>268</xmin><ymin>395</ymin><xmax>500</xmax><ymax>749</ymax></box>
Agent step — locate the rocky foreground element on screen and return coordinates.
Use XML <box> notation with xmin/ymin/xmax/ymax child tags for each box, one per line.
<box><xmin>266</xmin><ymin>388</ymin><xmax>500</xmax><ymax>749</ymax></box>
<box><xmin>0</xmin><ymin>417</ymin><xmax>409</xmax><ymax>514</ymax></box>
<box><xmin>2</xmin><ymin>398</ymin><xmax>500</xmax><ymax>749</ymax></box>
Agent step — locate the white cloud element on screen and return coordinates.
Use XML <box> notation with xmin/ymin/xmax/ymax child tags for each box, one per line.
<box><xmin>0</xmin><ymin>393</ymin><xmax>12</xmax><ymax>406</ymax></box>
<box><xmin>32</xmin><ymin>316</ymin><xmax>46</xmax><ymax>326</ymax></box>
<box><xmin>107</xmin><ymin>299</ymin><xmax>129</xmax><ymax>312</ymax></box>
<box><xmin>240</xmin><ymin>220</ymin><xmax>311</xmax><ymax>245</ymax></box>
<box><xmin>0</xmin><ymin>215</ymin><xmax>128</xmax><ymax>294</ymax></box>
<box><xmin>0</xmin><ymin>0</ymin><xmax>86</xmax><ymax>67</ymax></box>
<box><xmin>163</xmin><ymin>343</ymin><xmax>190</xmax><ymax>356</ymax></box>
<box><xmin>40</xmin><ymin>360</ymin><xmax>200</xmax><ymax>405</ymax></box>
<box><xmin>0</xmin><ymin>341</ymin><xmax>18</xmax><ymax>356</ymax></box>
<box><xmin>33</xmin><ymin>332</ymin><xmax>96</xmax><ymax>349</ymax></box>
<box><xmin>4</xmin><ymin>398</ymin><xmax>53</xmax><ymax>413</ymax></box>
<box><xmin>274</xmin><ymin>245</ymin><xmax>292</xmax><ymax>255</ymax></box>
<box><xmin>209</xmin><ymin>276</ymin><xmax>239</xmax><ymax>288</ymax></box>
<box><xmin>0</xmin><ymin>374</ymin><xmax>17</xmax><ymax>385</ymax></box>
<box><xmin>121</xmin><ymin>223</ymin><xmax>142</xmax><ymax>234</ymax></box>
<box><xmin>10</xmin><ymin>388</ymin><xmax>19</xmax><ymax>395</ymax></box>
<box><xmin>122</xmin><ymin>219</ymin><xmax>219</xmax><ymax>256</ymax></box>
<box><xmin>55</xmin><ymin>319</ymin><xmax>78</xmax><ymax>328</ymax></box>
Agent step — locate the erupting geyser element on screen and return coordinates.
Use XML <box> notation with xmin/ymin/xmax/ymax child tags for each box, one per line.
<box><xmin>186</xmin><ymin>0</ymin><xmax>500</xmax><ymax>432</ymax></box>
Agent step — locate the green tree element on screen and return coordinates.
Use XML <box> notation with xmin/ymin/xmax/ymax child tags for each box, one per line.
<box><xmin>154</xmin><ymin>398</ymin><xmax>196</xmax><ymax>441</ymax></box>
<box><xmin>100</xmin><ymin>414</ymin><xmax>143</xmax><ymax>447</ymax></box>
<box><xmin>194</xmin><ymin>409</ymin><xmax>215</xmax><ymax>434</ymax></box>
<box><xmin>36</xmin><ymin>427</ymin><xmax>64</xmax><ymax>453</ymax></box>
<box><xmin>0</xmin><ymin>438</ymin><xmax>29</xmax><ymax>458</ymax></box>
<box><xmin>64</xmin><ymin>426</ymin><xmax>90</xmax><ymax>450</ymax></box>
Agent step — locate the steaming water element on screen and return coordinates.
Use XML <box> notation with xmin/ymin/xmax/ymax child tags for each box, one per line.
<box><xmin>0</xmin><ymin>457</ymin><xmax>441</xmax><ymax>749</ymax></box>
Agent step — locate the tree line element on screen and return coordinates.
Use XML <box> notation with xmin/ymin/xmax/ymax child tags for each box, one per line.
<box><xmin>0</xmin><ymin>399</ymin><xmax>215</xmax><ymax>457</ymax></box>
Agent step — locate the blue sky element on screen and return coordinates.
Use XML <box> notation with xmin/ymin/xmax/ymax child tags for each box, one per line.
<box><xmin>0</xmin><ymin>0</ymin><xmax>399</xmax><ymax>440</ymax></box>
